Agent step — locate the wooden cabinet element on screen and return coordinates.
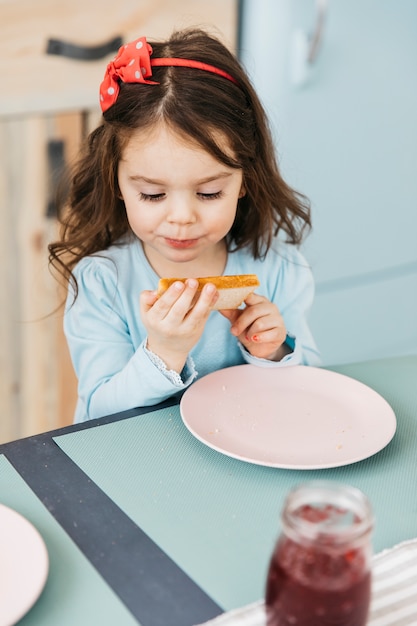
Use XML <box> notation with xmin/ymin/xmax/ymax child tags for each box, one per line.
<box><xmin>0</xmin><ymin>0</ymin><xmax>238</xmax><ymax>442</ymax></box>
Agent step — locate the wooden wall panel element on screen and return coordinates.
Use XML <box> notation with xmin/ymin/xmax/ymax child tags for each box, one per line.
<box><xmin>0</xmin><ymin>0</ymin><xmax>238</xmax><ymax>116</ymax></box>
<box><xmin>0</xmin><ymin>0</ymin><xmax>238</xmax><ymax>442</ymax></box>
<box><xmin>0</xmin><ymin>120</ymin><xmax>21</xmax><ymax>441</ymax></box>
<box><xmin>0</xmin><ymin>114</ymin><xmax>82</xmax><ymax>441</ymax></box>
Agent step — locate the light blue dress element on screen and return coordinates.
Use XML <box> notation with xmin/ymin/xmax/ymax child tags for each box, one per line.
<box><xmin>64</xmin><ymin>235</ymin><xmax>321</xmax><ymax>422</ymax></box>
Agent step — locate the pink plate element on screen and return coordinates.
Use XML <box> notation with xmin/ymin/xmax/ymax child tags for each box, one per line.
<box><xmin>180</xmin><ymin>365</ymin><xmax>397</xmax><ymax>469</ymax></box>
<box><xmin>0</xmin><ymin>504</ymin><xmax>49</xmax><ymax>625</ymax></box>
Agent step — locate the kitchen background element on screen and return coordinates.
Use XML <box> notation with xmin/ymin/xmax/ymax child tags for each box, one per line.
<box><xmin>1</xmin><ymin>0</ymin><xmax>415</xmax><ymax>442</ymax></box>
<box><xmin>240</xmin><ymin>0</ymin><xmax>417</xmax><ymax>366</ymax></box>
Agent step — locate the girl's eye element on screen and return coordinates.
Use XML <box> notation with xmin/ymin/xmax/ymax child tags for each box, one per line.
<box><xmin>138</xmin><ymin>191</ymin><xmax>223</xmax><ymax>201</ymax></box>
<box><xmin>198</xmin><ymin>191</ymin><xmax>223</xmax><ymax>200</ymax></box>
<box><xmin>139</xmin><ymin>192</ymin><xmax>165</xmax><ymax>202</ymax></box>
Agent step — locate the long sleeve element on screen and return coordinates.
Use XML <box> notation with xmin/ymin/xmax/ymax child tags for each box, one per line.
<box><xmin>64</xmin><ymin>237</ymin><xmax>320</xmax><ymax>423</ymax></box>
<box><xmin>64</xmin><ymin>257</ymin><xmax>198</xmax><ymax>422</ymax></box>
<box><xmin>226</xmin><ymin>242</ymin><xmax>321</xmax><ymax>368</ymax></box>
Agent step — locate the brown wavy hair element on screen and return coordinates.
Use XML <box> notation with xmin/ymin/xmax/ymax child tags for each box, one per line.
<box><xmin>48</xmin><ymin>27</ymin><xmax>311</xmax><ymax>296</ymax></box>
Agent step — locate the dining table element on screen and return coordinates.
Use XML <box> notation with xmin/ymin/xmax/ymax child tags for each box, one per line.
<box><xmin>0</xmin><ymin>354</ymin><xmax>416</xmax><ymax>626</ymax></box>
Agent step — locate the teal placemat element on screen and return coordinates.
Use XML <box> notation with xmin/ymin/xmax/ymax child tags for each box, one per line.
<box><xmin>54</xmin><ymin>357</ymin><xmax>417</xmax><ymax>610</ymax></box>
<box><xmin>0</xmin><ymin>455</ymin><xmax>139</xmax><ymax>626</ymax></box>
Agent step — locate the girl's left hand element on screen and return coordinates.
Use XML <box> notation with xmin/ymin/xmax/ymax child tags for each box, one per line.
<box><xmin>219</xmin><ymin>293</ymin><xmax>289</xmax><ymax>361</ymax></box>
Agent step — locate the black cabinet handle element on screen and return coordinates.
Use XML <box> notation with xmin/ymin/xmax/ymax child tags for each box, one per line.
<box><xmin>46</xmin><ymin>140</ymin><xmax>67</xmax><ymax>219</ymax></box>
<box><xmin>46</xmin><ymin>35</ymin><xmax>122</xmax><ymax>61</ymax></box>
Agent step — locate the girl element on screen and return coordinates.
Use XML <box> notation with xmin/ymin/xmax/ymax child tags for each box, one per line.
<box><xmin>48</xmin><ymin>28</ymin><xmax>320</xmax><ymax>423</ymax></box>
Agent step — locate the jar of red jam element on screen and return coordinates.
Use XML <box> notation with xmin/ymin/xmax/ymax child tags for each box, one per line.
<box><xmin>265</xmin><ymin>481</ymin><xmax>373</xmax><ymax>626</ymax></box>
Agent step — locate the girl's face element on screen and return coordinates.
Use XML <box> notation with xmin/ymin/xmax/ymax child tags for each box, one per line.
<box><xmin>117</xmin><ymin>123</ymin><xmax>244</xmax><ymax>277</ymax></box>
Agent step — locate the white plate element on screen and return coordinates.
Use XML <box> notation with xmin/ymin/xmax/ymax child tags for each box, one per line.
<box><xmin>180</xmin><ymin>365</ymin><xmax>397</xmax><ymax>469</ymax></box>
<box><xmin>0</xmin><ymin>504</ymin><xmax>49</xmax><ymax>626</ymax></box>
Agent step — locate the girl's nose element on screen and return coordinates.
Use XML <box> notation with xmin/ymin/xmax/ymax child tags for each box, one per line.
<box><xmin>166</xmin><ymin>198</ymin><xmax>197</xmax><ymax>223</ymax></box>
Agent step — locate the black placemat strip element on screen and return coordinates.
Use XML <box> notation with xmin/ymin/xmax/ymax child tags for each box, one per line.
<box><xmin>5</xmin><ymin>432</ymin><xmax>223</xmax><ymax>626</ymax></box>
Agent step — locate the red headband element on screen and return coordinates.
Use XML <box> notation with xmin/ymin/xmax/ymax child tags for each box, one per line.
<box><xmin>99</xmin><ymin>36</ymin><xmax>239</xmax><ymax>113</ymax></box>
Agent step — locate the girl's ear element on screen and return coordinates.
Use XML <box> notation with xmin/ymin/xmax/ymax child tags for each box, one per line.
<box><xmin>238</xmin><ymin>184</ymin><xmax>246</xmax><ymax>199</ymax></box>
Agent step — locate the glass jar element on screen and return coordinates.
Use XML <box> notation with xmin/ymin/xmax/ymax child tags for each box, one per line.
<box><xmin>265</xmin><ymin>481</ymin><xmax>373</xmax><ymax>626</ymax></box>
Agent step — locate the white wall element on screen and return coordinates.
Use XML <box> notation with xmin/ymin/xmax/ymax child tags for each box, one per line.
<box><xmin>239</xmin><ymin>0</ymin><xmax>417</xmax><ymax>365</ymax></box>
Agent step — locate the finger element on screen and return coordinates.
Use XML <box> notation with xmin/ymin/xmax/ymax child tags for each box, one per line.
<box><xmin>140</xmin><ymin>289</ymin><xmax>159</xmax><ymax>313</ymax></box>
<box><xmin>239</xmin><ymin>310</ymin><xmax>286</xmax><ymax>343</ymax></box>
<box><xmin>246</xmin><ymin>326</ymin><xmax>287</xmax><ymax>346</ymax></box>
<box><xmin>243</xmin><ymin>292</ymin><xmax>264</xmax><ymax>306</ymax></box>
<box><xmin>154</xmin><ymin>280</ymin><xmax>196</xmax><ymax>318</ymax></box>
<box><xmin>230</xmin><ymin>300</ymin><xmax>281</xmax><ymax>338</ymax></box>
<box><xmin>159</xmin><ymin>280</ymin><xmax>186</xmax><ymax>304</ymax></box>
<box><xmin>158</xmin><ymin>279</ymin><xmax>213</xmax><ymax>321</ymax></box>
<box><xmin>218</xmin><ymin>308</ymin><xmax>241</xmax><ymax>324</ymax></box>
<box><xmin>229</xmin><ymin>306</ymin><xmax>269</xmax><ymax>337</ymax></box>
<box><xmin>188</xmin><ymin>282</ymin><xmax>218</xmax><ymax>315</ymax></box>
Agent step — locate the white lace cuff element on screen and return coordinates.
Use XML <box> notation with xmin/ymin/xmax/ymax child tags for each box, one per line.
<box><xmin>144</xmin><ymin>343</ymin><xmax>197</xmax><ymax>387</ymax></box>
<box><xmin>238</xmin><ymin>333</ymin><xmax>301</xmax><ymax>367</ymax></box>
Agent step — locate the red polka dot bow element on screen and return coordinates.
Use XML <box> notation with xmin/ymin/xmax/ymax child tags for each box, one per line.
<box><xmin>99</xmin><ymin>37</ymin><xmax>157</xmax><ymax>112</ymax></box>
<box><xmin>99</xmin><ymin>36</ymin><xmax>240</xmax><ymax>113</ymax></box>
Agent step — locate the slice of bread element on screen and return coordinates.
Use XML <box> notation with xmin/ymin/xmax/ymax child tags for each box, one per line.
<box><xmin>157</xmin><ymin>274</ymin><xmax>260</xmax><ymax>309</ymax></box>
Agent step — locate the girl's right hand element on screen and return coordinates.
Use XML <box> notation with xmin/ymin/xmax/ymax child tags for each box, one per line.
<box><xmin>140</xmin><ymin>279</ymin><xmax>218</xmax><ymax>373</ymax></box>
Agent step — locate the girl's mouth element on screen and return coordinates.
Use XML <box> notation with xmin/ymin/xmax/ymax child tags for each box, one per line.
<box><xmin>165</xmin><ymin>238</ymin><xmax>198</xmax><ymax>249</ymax></box>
